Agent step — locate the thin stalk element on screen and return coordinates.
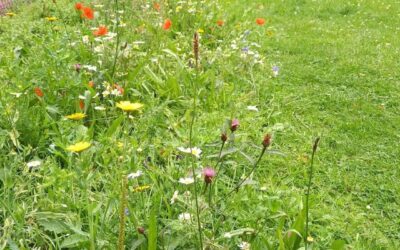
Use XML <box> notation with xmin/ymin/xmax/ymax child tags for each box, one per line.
<box><xmin>188</xmin><ymin>31</ymin><xmax>203</xmax><ymax>249</ymax></box>
<box><xmin>118</xmin><ymin>176</ymin><xmax>128</xmax><ymax>250</ymax></box>
<box><xmin>305</xmin><ymin>137</ymin><xmax>320</xmax><ymax>249</ymax></box>
<box><xmin>209</xmin><ymin>141</ymin><xmax>226</xmax><ymax>206</ymax></box>
<box><xmin>188</xmin><ymin>95</ymin><xmax>203</xmax><ymax>249</ymax></box>
<box><xmin>213</xmin><ymin>141</ymin><xmax>226</xmax><ymax>179</ymax></box>
<box><xmin>218</xmin><ymin>146</ymin><xmax>267</xmax><ymax>204</ymax></box>
<box><xmin>111</xmin><ymin>0</ymin><xmax>121</xmax><ymax>79</ymax></box>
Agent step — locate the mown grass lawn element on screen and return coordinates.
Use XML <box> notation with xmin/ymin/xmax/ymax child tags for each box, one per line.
<box><xmin>0</xmin><ymin>0</ymin><xmax>399</xmax><ymax>249</ymax></box>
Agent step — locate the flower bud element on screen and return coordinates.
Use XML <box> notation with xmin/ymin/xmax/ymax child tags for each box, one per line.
<box><xmin>221</xmin><ymin>133</ymin><xmax>227</xmax><ymax>142</ymax></box>
<box><xmin>137</xmin><ymin>227</ymin><xmax>145</xmax><ymax>235</ymax></box>
<box><xmin>74</xmin><ymin>64</ymin><xmax>81</xmax><ymax>73</ymax></box>
<box><xmin>262</xmin><ymin>134</ymin><xmax>271</xmax><ymax>148</ymax></box>
<box><xmin>230</xmin><ymin>119</ymin><xmax>239</xmax><ymax>132</ymax></box>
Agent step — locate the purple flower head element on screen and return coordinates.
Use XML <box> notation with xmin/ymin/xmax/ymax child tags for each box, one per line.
<box><xmin>244</xmin><ymin>30</ymin><xmax>251</xmax><ymax>36</ymax></box>
<box><xmin>203</xmin><ymin>167</ymin><xmax>216</xmax><ymax>184</ymax></box>
<box><xmin>242</xmin><ymin>46</ymin><xmax>249</xmax><ymax>53</ymax></box>
<box><xmin>230</xmin><ymin>118</ymin><xmax>239</xmax><ymax>132</ymax></box>
<box><xmin>272</xmin><ymin>65</ymin><xmax>280</xmax><ymax>77</ymax></box>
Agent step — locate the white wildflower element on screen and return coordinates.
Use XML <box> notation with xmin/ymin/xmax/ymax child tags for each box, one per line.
<box><xmin>238</xmin><ymin>241</ymin><xmax>251</xmax><ymax>250</ymax></box>
<box><xmin>27</xmin><ymin>160</ymin><xmax>42</xmax><ymax>169</ymax></box>
<box><xmin>170</xmin><ymin>191</ymin><xmax>179</xmax><ymax>204</ymax></box>
<box><xmin>247</xmin><ymin>106</ymin><xmax>259</xmax><ymax>111</ymax></box>
<box><xmin>178</xmin><ymin>213</ymin><xmax>191</xmax><ymax>221</ymax></box>
<box><xmin>178</xmin><ymin>177</ymin><xmax>194</xmax><ymax>185</ymax></box>
<box><xmin>177</xmin><ymin>147</ymin><xmax>202</xmax><ymax>158</ymax></box>
<box><xmin>127</xmin><ymin>170</ymin><xmax>143</xmax><ymax>180</ymax></box>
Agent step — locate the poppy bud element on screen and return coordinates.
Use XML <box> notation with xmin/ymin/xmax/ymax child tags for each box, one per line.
<box><xmin>230</xmin><ymin>119</ymin><xmax>239</xmax><ymax>132</ymax></box>
<box><xmin>221</xmin><ymin>133</ymin><xmax>227</xmax><ymax>142</ymax></box>
<box><xmin>262</xmin><ymin>134</ymin><xmax>271</xmax><ymax>148</ymax></box>
<box><xmin>34</xmin><ymin>87</ymin><xmax>44</xmax><ymax>98</ymax></box>
<box><xmin>79</xmin><ymin>100</ymin><xmax>85</xmax><ymax>110</ymax></box>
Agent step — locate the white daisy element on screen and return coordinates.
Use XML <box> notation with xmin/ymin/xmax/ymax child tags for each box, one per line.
<box><xmin>178</xmin><ymin>177</ymin><xmax>194</xmax><ymax>185</ymax></box>
<box><xmin>177</xmin><ymin>147</ymin><xmax>202</xmax><ymax>158</ymax></box>
<box><xmin>127</xmin><ymin>170</ymin><xmax>143</xmax><ymax>180</ymax></box>
<box><xmin>27</xmin><ymin>160</ymin><xmax>42</xmax><ymax>169</ymax></box>
<box><xmin>178</xmin><ymin>213</ymin><xmax>191</xmax><ymax>221</ymax></box>
<box><xmin>247</xmin><ymin>106</ymin><xmax>259</xmax><ymax>111</ymax></box>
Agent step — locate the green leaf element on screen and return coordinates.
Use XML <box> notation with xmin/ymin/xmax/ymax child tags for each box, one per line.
<box><xmin>148</xmin><ymin>195</ymin><xmax>160</xmax><ymax>250</ymax></box>
<box><xmin>7</xmin><ymin>238</ymin><xmax>19</xmax><ymax>250</ymax></box>
<box><xmin>105</xmin><ymin>115</ymin><xmax>124</xmax><ymax>137</ymax></box>
<box><xmin>144</xmin><ymin>66</ymin><xmax>163</xmax><ymax>85</ymax></box>
<box><xmin>331</xmin><ymin>239</ymin><xmax>346</xmax><ymax>250</ymax></box>
<box><xmin>207</xmin><ymin>147</ymin><xmax>239</xmax><ymax>159</ymax></box>
<box><xmin>60</xmin><ymin>234</ymin><xmax>88</xmax><ymax>248</ymax></box>
<box><xmin>130</xmin><ymin>238</ymin><xmax>146</xmax><ymax>250</ymax></box>
<box><xmin>37</xmin><ymin>219</ymin><xmax>68</xmax><ymax>234</ymax></box>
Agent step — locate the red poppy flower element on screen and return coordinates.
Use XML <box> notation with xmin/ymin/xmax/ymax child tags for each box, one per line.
<box><xmin>256</xmin><ymin>18</ymin><xmax>265</xmax><ymax>26</ymax></box>
<box><xmin>153</xmin><ymin>2</ymin><xmax>160</xmax><ymax>12</ymax></box>
<box><xmin>93</xmin><ymin>26</ymin><xmax>108</xmax><ymax>36</ymax></box>
<box><xmin>82</xmin><ymin>7</ymin><xmax>94</xmax><ymax>20</ymax></box>
<box><xmin>75</xmin><ymin>2</ymin><xmax>83</xmax><ymax>10</ymax></box>
<box><xmin>34</xmin><ymin>87</ymin><xmax>44</xmax><ymax>98</ymax></box>
<box><xmin>216</xmin><ymin>20</ymin><xmax>224</xmax><ymax>26</ymax></box>
<box><xmin>79</xmin><ymin>100</ymin><xmax>85</xmax><ymax>110</ymax></box>
<box><xmin>162</xmin><ymin>18</ymin><xmax>172</xmax><ymax>30</ymax></box>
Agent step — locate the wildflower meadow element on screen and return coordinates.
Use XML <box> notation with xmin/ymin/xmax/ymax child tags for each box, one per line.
<box><xmin>1</xmin><ymin>0</ymin><xmax>399</xmax><ymax>249</ymax></box>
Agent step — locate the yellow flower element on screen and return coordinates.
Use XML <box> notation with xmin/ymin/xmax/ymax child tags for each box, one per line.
<box><xmin>197</xmin><ymin>28</ymin><xmax>204</xmax><ymax>33</ymax></box>
<box><xmin>65</xmin><ymin>113</ymin><xmax>86</xmax><ymax>120</ymax></box>
<box><xmin>66</xmin><ymin>142</ymin><xmax>91</xmax><ymax>153</ymax></box>
<box><xmin>6</xmin><ymin>12</ymin><xmax>16</xmax><ymax>17</ymax></box>
<box><xmin>45</xmin><ymin>17</ymin><xmax>58</xmax><ymax>21</ymax></box>
<box><xmin>132</xmin><ymin>185</ymin><xmax>151</xmax><ymax>192</ymax></box>
<box><xmin>175</xmin><ymin>6</ymin><xmax>183</xmax><ymax>12</ymax></box>
<box><xmin>307</xmin><ymin>236</ymin><xmax>314</xmax><ymax>243</ymax></box>
<box><xmin>116</xmin><ymin>101</ymin><xmax>144</xmax><ymax>112</ymax></box>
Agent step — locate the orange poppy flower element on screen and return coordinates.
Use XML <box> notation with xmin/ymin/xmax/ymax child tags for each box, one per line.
<box><xmin>256</xmin><ymin>18</ymin><xmax>265</xmax><ymax>26</ymax></box>
<box><xmin>34</xmin><ymin>87</ymin><xmax>44</xmax><ymax>98</ymax></box>
<box><xmin>79</xmin><ymin>100</ymin><xmax>85</xmax><ymax>110</ymax></box>
<box><xmin>216</xmin><ymin>20</ymin><xmax>224</xmax><ymax>26</ymax></box>
<box><xmin>88</xmin><ymin>81</ymin><xmax>94</xmax><ymax>88</ymax></box>
<box><xmin>82</xmin><ymin>7</ymin><xmax>94</xmax><ymax>20</ymax></box>
<box><xmin>93</xmin><ymin>26</ymin><xmax>108</xmax><ymax>36</ymax></box>
<box><xmin>113</xmin><ymin>84</ymin><xmax>124</xmax><ymax>95</ymax></box>
<box><xmin>153</xmin><ymin>2</ymin><xmax>160</xmax><ymax>11</ymax></box>
<box><xmin>75</xmin><ymin>2</ymin><xmax>83</xmax><ymax>10</ymax></box>
<box><xmin>162</xmin><ymin>18</ymin><xmax>172</xmax><ymax>30</ymax></box>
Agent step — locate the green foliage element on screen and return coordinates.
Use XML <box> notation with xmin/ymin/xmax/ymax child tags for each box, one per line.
<box><xmin>0</xmin><ymin>0</ymin><xmax>399</xmax><ymax>249</ymax></box>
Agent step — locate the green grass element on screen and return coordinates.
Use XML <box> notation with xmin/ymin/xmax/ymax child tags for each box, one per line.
<box><xmin>1</xmin><ymin>0</ymin><xmax>399</xmax><ymax>249</ymax></box>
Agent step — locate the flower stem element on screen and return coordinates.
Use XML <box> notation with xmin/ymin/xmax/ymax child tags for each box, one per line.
<box><xmin>111</xmin><ymin>0</ymin><xmax>121</xmax><ymax>79</ymax></box>
<box><xmin>118</xmin><ymin>176</ymin><xmax>128</xmax><ymax>250</ymax></box>
<box><xmin>188</xmin><ymin>31</ymin><xmax>203</xmax><ymax>249</ymax></box>
<box><xmin>305</xmin><ymin>137</ymin><xmax>320</xmax><ymax>249</ymax></box>
<box><xmin>218</xmin><ymin>146</ymin><xmax>267</xmax><ymax>204</ymax></box>
<box><xmin>209</xmin><ymin>141</ymin><xmax>226</xmax><ymax>206</ymax></box>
